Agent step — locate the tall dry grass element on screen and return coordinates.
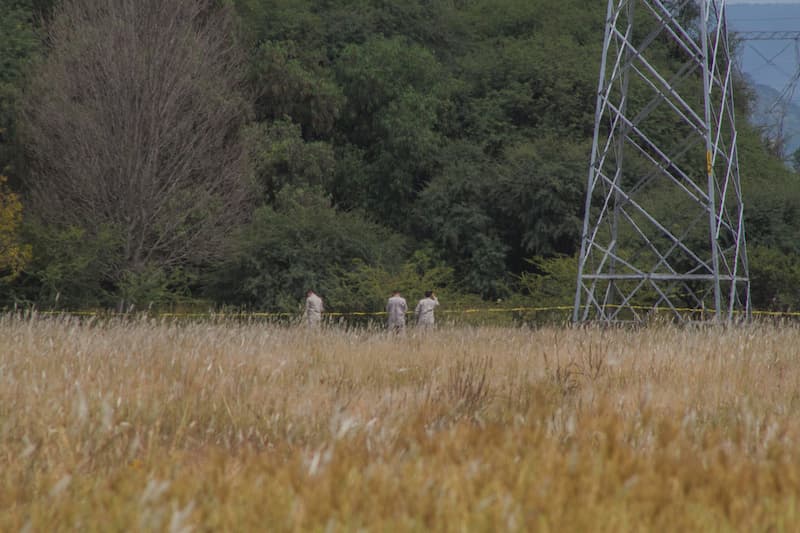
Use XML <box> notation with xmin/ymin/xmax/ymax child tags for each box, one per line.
<box><xmin>2</xmin><ymin>314</ymin><xmax>800</xmax><ymax>531</ymax></box>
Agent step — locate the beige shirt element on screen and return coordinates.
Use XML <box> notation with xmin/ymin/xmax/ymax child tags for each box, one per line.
<box><xmin>415</xmin><ymin>296</ymin><xmax>439</xmax><ymax>326</ymax></box>
<box><xmin>386</xmin><ymin>295</ymin><xmax>408</xmax><ymax>328</ymax></box>
<box><xmin>305</xmin><ymin>293</ymin><xmax>323</xmax><ymax>326</ymax></box>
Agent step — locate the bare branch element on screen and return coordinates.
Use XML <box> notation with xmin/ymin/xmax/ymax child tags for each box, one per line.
<box><xmin>21</xmin><ymin>0</ymin><xmax>253</xmax><ymax>281</ymax></box>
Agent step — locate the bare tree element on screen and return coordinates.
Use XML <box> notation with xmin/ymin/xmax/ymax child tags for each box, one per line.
<box><xmin>21</xmin><ymin>0</ymin><xmax>252</xmax><ymax>285</ymax></box>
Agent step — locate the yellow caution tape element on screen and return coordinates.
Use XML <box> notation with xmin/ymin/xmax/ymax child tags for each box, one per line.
<box><xmin>25</xmin><ymin>305</ymin><xmax>800</xmax><ymax>319</ymax></box>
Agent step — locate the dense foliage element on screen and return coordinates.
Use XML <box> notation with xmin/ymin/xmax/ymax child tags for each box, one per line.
<box><xmin>0</xmin><ymin>0</ymin><xmax>798</xmax><ymax>314</ymax></box>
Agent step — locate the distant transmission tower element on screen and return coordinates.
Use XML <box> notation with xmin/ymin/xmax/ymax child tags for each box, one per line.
<box><xmin>737</xmin><ymin>31</ymin><xmax>800</xmax><ymax>162</ymax></box>
<box><xmin>574</xmin><ymin>0</ymin><xmax>750</xmax><ymax>323</ymax></box>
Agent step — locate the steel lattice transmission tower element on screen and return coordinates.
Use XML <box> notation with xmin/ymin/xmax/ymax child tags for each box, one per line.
<box><xmin>573</xmin><ymin>0</ymin><xmax>750</xmax><ymax>323</ymax></box>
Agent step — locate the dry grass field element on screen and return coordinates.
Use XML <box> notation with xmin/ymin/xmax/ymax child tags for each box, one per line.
<box><xmin>3</xmin><ymin>314</ymin><xmax>800</xmax><ymax>531</ymax></box>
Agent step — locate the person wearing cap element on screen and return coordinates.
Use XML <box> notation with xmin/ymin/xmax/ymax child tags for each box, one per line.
<box><xmin>414</xmin><ymin>290</ymin><xmax>439</xmax><ymax>328</ymax></box>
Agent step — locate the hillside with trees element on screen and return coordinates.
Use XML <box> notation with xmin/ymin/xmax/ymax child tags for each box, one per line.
<box><xmin>0</xmin><ymin>0</ymin><xmax>798</xmax><ymax>316</ymax></box>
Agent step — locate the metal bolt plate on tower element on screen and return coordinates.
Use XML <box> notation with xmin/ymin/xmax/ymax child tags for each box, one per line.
<box><xmin>574</xmin><ymin>0</ymin><xmax>750</xmax><ymax>324</ymax></box>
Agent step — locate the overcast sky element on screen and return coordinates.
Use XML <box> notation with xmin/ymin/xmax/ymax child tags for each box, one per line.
<box><xmin>727</xmin><ymin>1</ymin><xmax>800</xmax><ymax>104</ymax></box>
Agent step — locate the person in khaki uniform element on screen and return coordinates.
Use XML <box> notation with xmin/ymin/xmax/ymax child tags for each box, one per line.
<box><xmin>386</xmin><ymin>290</ymin><xmax>408</xmax><ymax>333</ymax></box>
<box><xmin>305</xmin><ymin>289</ymin><xmax>323</xmax><ymax>328</ymax></box>
<box><xmin>414</xmin><ymin>291</ymin><xmax>439</xmax><ymax>328</ymax></box>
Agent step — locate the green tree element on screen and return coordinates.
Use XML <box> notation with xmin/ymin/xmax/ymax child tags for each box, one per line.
<box><xmin>208</xmin><ymin>189</ymin><xmax>407</xmax><ymax>311</ymax></box>
<box><xmin>0</xmin><ymin>175</ymin><xmax>30</xmax><ymax>281</ymax></box>
<box><xmin>21</xmin><ymin>0</ymin><xmax>252</xmax><ymax>306</ymax></box>
<box><xmin>0</xmin><ymin>0</ymin><xmax>43</xmax><ymax>179</ymax></box>
<box><xmin>19</xmin><ymin>222</ymin><xmax>119</xmax><ymax>308</ymax></box>
<box><xmin>738</xmin><ymin>123</ymin><xmax>800</xmax><ymax>255</ymax></box>
<box><xmin>244</xmin><ymin>120</ymin><xmax>335</xmax><ymax>205</ymax></box>
<box><xmin>332</xmin><ymin>36</ymin><xmax>452</xmax><ymax>221</ymax></box>
<box><xmin>413</xmin><ymin>144</ymin><xmax>509</xmax><ymax>297</ymax></box>
<box><xmin>248</xmin><ymin>40</ymin><xmax>343</xmax><ymax>136</ymax></box>
<box><xmin>6</xmin><ymin>0</ymin><xmax>794</xmax><ymax>310</ymax></box>
<box><xmin>493</xmin><ymin>138</ymin><xmax>587</xmax><ymax>266</ymax></box>
<box><xmin>325</xmin><ymin>248</ymin><xmax>455</xmax><ymax>313</ymax></box>
<box><xmin>748</xmin><ymin>245</ymin><xmax>800</xmax><ymax>311</ymax></box>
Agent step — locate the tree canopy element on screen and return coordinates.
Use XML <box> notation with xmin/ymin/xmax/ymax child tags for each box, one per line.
<box><xmin>0</xmin><ymin>0</ymin><xmax>797</xmax><ymax>315</ymax></box>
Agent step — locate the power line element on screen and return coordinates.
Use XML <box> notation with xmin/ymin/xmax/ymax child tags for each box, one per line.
<box><xmin>729</xmin><ymin>17</ymin><xmax>800</xmax><ymax>22</ymax></box>
<box><xmin>735</xmin><ymin>29</ymin><xmax>800</xmax><ymax>161</ymax></box>
<box><xmin>737</xmin><ymin>31</ymin><xmax>800</xmax><ymax>41</ymax></box>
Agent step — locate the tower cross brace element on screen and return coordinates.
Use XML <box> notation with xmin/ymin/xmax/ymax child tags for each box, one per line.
<box><xmin>573</xmin><ymin>0</ymin><xmax>750</xmax><ymax>324</ymax></box>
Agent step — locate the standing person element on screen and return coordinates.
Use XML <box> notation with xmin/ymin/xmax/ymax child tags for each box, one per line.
<box><xmin>386</xmin><ymin>290</ymin><xmax>408</xmax><ymax>333</ymax></box>
<box><xmin>305</xmin><ymin>289</ymin><xmax>323</xmax><ymax>328</ymax></box>
<box><xmin>415</xmin><ymin>290</ymin><xmax>439</xmax><ymax>328</ymax></box>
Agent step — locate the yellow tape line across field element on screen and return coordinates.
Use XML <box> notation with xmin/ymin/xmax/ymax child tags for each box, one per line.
<box><xmin>26</xmin><ymin>305</ymin><xmax>800</xmax><ymax>318</ymax></box>
<box><xmin>33</xmin><ymin>307</ymin><xmax>571</xmax><ymax>318</ymax></box>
